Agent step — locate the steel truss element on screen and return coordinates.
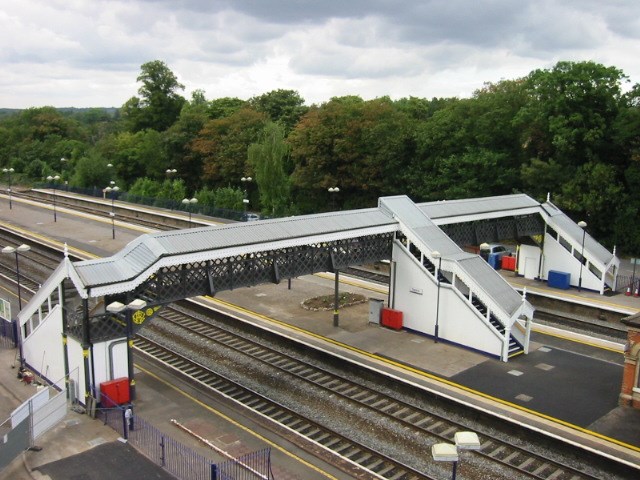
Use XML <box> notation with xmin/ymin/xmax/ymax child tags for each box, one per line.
<box><xmin>66</xmin><ymin>233</ymin><xmax>394</xmax><ymax>343</ymax></box>
<box><xmin>440</xmin><ymin>213</ymin><xmax>545</xmax><ymax>246</ymax></box>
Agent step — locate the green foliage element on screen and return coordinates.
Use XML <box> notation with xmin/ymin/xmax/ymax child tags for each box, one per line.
<box><xmin>249</xmin><ymin>89</ymin><xmax>308</xmax><ymax>133</ymax></box>
<box><xmin>207</xmin><ymin>97</ymin><xmax>246</xmax><ymax>119</ymax></box>
<box><xmin>70</xmin><ymin>152</ymin><xmax>113</xmax><ymax>188</ymax></box>
<box><xmin>191</xmin><ymin>107</ymin><xmax>268</xmax><ymax>187</ymax></box>
<box><xmin>248</xmin><ymin>122</ymin><xmax>291</xmax><ymax>215</ymax></box>
<box><xmin>289</xmin><ymin>96</ymin><xmax>416</xmax><ymax>210</ymax></box>
<box><xmin>214</xmin><ymin>186</ymin><xmax>244</xmax><ymax>210</ymax></box>
<box><xmin>2</xmin><ymin>59</ymin><xmax>640</xmax><ymax>252</ymax></box>
<box><xmin>121</xmin><ymin>60</ymin><xmax>186</xmax><ymax>132</ymax></box>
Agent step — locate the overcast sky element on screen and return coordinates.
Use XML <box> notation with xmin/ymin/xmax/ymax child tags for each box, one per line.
<box><xmin>1</xmin><ymin>0</ymin><xmax>639</xmax><ymax>109</ymax></box>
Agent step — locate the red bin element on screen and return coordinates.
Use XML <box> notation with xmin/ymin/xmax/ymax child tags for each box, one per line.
<box><xmin>501</xmin><ymin>255</ymin><xmax>516</xmax><ymax>271</ymax></box>
<box><xmin>100</xmin><ymin>377</ymin><xmax>130</xmax><ymax>407</ymax></box>
<box><xmin>381</xmin><ymin>308</ymin><xmax>403</xmax><ymax>330</ymax></box>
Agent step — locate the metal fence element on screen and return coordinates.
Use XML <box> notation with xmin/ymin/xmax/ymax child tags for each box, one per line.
<box><xmin>96</xmin><ymin>398</ymin><xmax>273</xmax><ymax>480</ymax></box>
<box><xmin>0</xmin><ymin>318</ymin><xmax>17</xmax><ymax>348</ymax></box>
<box><xmin>615</xmin><ymin>275</ymin><xmax>639</xmax><ymax>294</ymax></box>
<box><xmin>0</xmin><ymin>384</ymin><xmax>68</xmax><ymax>471</ymax></box>
<box><xmin>216</xmin><ymin>448</ymin><xmax>274</xmax><ymax>480</ymax></box>
<box><xmin>42</xmin><ymin>183</ymin><xmax>248</xmax><ymax>222</ymax></box>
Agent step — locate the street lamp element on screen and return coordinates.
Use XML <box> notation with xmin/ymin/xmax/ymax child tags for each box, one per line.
<box><xmin>105</xmin><ymin>183</ymin><xmax>120</xmax><ymax>239</ymax></box>
<box><xmin>328</xmin><ymin>186</ymin><xmax>340</xmax><ymax>210</ymax></box>
<box><xmin>432</xmin><ymin>250</ymin><xmax>442</xmax><ymax>343</ymax></box>
<box><xmin>166</xmin><ymin>168</ymin><xmax>177</xmax><ymax>176</ymax></box>
<box><xmin>106</xmin><ymin>298</ymin><xmax>147</xmax><ymax>401</ymax></box>
<box><xmin>241</xmin><ymin>176</ymin><xmax>252</xmax><ymax>210</ymax></box>
<box><xmin>181</xmin><ymin>197</ymin><xmax>198</xmax><ymax>227</ymax></box>
<box><xmin>578</xmin><ymin>221</ymin><xmax>587</xmax><ymax>292</ymax></box>
<box><xmin>46</xmin><ymin>175</ymin><xmax>60</xmax><ymax>222</ymax></box>
<box><xmin>2</xmin><ymin>244</ymin><xmax>30</xmax><ymax>368</ymax></box>
<box><xmin>431</xmin><ymin>431</ymin><xmax>480</xmax><ymax>480</ymax></box>
<box><xmin>3</xmin><ymin>167</ymin><xmax>14</xmax><ymax>209</ymax></box>
<box><xmin>60</xmin><ymin>158</ymin><xmax>69</xmax><ymax>191</ymax></box>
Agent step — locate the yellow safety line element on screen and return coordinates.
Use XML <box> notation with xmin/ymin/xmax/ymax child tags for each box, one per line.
<box><xmin>3</xmin><ymin>202</ymin><xmax>636</xmax><ymax>453</ymax></box>
<box><xmin>510</xmin><ymin>279</ymin><xmax>640</xmax><ymax>314</ymax></box>
<box><xmin>531</xmin><ymin>326</ymin><xmax>623</xmax><ymax>353</ymax></box>
<box><xmin>208</xmin><ymin>297</ymin><xmax>640</xmax><ymax>454</ymax></box>
<box><xmin>0</xmin><ymin>220</ymin><xmax>97</xmax><ymax>259</ymax></box>
<box><xmin>135</xmin><ymin>364</ymin><xmax>338</xmax><ymax>479</ymax></box>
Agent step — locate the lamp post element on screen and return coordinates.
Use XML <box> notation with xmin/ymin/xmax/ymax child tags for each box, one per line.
<box><xmin>60</xmin><ymin>157</ymin><xmax>69</xmax><ymax>191</ymax></box>
<box><xmin>166</xmin><ymin>168</ymin><xmax>177</xmax><ymax>177</ymax></box>
<box><xmin>46</xmin><ymin>175</ymin><xmax>60</xmax><ymax>222</ymax></box>
<box><xmin>432</xmin><ymin>250</ymin><xmax>442</xmax><ymax>343</ymax></box>
<box><xmin>106</xmin><ymin>298</ymin><xmax>147</xmax><ymax>401</ymax></box>
<box><xmin>242</xmin><ymin>198</ymin><xmax>249</xmax><ymax>217</ymax></box>
<box><xmin>578</xmin><ymin>221</ymin><xmax>587</xmax><ymax>292</ymax></box>
<box><xmin>182</xmin><ymin>197</ymin><xmax>198</xmax><ymax>227</ymax></box>
<box><xmin>2</xmin><ymin>244</ymin><xmax>30</xmax><ymax>368</ymax></box>
<box><xmin>328</xmin><ymin>186</ymin><xmax>340</xmax><ymax>210</ymax></box>
<box><xmin>241</xmin><ymin>176</ymin><xmax>252</xmax><ymax>213</ymax></box>
<box><xmin>3</xmin><ymin>167</ymin><xmax>14</xmax><ymax>209</ymax></box>
<box><xmin>431</xmin><ymin>431</ymin><xmax>480</xmax><ymax>480</ymax></box>
<box><xmin>105</xmin><ymin>183</ymin><xmax>120</xmax><ymax>239</ymax></box>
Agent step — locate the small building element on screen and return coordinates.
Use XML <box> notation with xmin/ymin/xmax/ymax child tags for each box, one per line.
<box><xmin>620</xmin><ymin>313</ymin><xmax>640</xmax><ymax>408</ymax></box>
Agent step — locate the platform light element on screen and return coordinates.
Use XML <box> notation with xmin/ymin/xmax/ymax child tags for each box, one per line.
<box><xmin>107</xmin><ymin>298</ymin><xmax>147</xmax><ymax>401</ymax></box>
<box><xmin>431</xmin><ymin>431</ymin><xmax>479</xmax><ymax>479</ymax></box>
<box><xmin>182</xmin><ymin>197</ymin><xmax>198</xmax><ymax>227</ymax></box>
<box><xmin>3</xmin><ymin>167</ymin><xmax>14</xmax><ymax>209</ymax></box>
<box><xmin>328</xmin><ymin>186</ymin><xmax>340</xmax><ymax>210</ymax></box>
<box><xmin>432</xmin><ymin>443</ymin><xmax>459</xmax><ymax>479</ymax></box>
<box><xmin>104</xmin><ymin>183</ymin><xmax>120</xmax><ymax>239</ymax></box>
<box><xmin>46</xmin><ymin>175</ymin><xmax>60</xmax><ymax>222</ymax></box>
<box><xmin>578</xmin><ymin>221</ymin><xmax>587</xmax><ymax>292</ymax></box>
<box><xmin>432</xmin><ymin>250</ymin><xmax>442</xmax><ymax>343</ymax></box>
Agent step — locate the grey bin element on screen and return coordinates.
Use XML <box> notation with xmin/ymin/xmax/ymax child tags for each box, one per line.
<box><xmin>369</xmin><ymin>298</ymin><xmax>385</xmax><ymax>324</ymax></box>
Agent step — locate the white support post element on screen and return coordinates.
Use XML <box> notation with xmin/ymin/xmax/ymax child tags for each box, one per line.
<box><xmin>501</xmin><ymin>323</ymin><xmax>511</xmax><ymax>362</ymax></box>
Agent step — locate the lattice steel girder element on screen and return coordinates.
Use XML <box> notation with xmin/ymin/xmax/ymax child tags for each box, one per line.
<box><xmin>129</xmin><ymin>232</ymin><xmax>394</xmax><ymax>306</ymax></box>
<box><xmin>440</xmin><ymin>214</ymin><xmax>545</xmax><ymax>247</ymax></box>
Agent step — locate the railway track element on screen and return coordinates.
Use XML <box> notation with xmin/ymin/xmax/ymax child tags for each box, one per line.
<box><xmin>1</xmin><ymin>191</ymin><xmax>636</xmax><ymax>478</ymax></box>
<box><xmin>137</xmin><ymin>304</ymin><xmax>616</xmax><ymax>480</ymax></box>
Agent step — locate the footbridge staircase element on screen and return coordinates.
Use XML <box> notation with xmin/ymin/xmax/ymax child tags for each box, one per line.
<box><xmin>381</xmin><ymin>196</ymin><xmax>534</xmax><ymax>361</ymax></box>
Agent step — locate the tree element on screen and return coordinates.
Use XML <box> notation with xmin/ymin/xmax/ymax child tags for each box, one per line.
<box><xmin>162</xmin><ymin>101</ymin><xmax>210</xmax><ymax>191</ymax></box>
<box><xmin>190</xmin><ymin>107</ymin><xmax>268</xmax><ymax>187</ymax></box>
<box><xmin>289</xmin><ymin>96</ymin><xmax>416</xmax><ymax>211</ymax></box>
<box><xmin>121</xmin><ymin>60</ymin><xmax>186</xmax><ymax>132</ymax></box>
<box><xmin>249</xmin><ymin>89</ymin><xmax>308</xmax><ymax>133</ymax></box>
<box><xmin>248</xmin><ymin>122</ymin><xmax>291</xmax><ymax>215</ymax></box>
<box><xmin>208</xmin><ymin>97</ymin><xmax>246</xmax><ymax>119</ymax></box>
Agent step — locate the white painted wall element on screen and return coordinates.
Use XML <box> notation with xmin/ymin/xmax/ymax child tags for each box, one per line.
<box><xmin>542</xmin><ymin>233</ymin><xmax>601</xmax><ymax>290</ymax></box>
<box><xmin>518</xmin><ymin>244</ymin><xmax>541</xmax><ymax>279</ymax></box>
<box><xmin>22</xmin><ymin>305</ymin><xmax>65</xmax><ymax>388</ymax></box>
<box><xmin>67</xmin><ymin>336</ymin><xmax>86</xmax><ymax>402</ymax></box>
<box><xmin>392</xmin><ymin>243</ymin><xmax>503</xmax><ymax>357</ymax></box>
<box><xmin>91</xmin><ymin>338</ymin><xmax>128</xmax><ymax>391</ymax></box>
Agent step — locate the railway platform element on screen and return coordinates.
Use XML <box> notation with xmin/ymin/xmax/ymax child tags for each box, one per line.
<box><xmin>1</xmin><ymin>193</ymin><xmax>640</xmax><ymax>478</ymax></box>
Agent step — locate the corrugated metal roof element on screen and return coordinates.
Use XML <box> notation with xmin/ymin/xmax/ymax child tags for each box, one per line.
<box><xmin>542</xmin><ymin>203</ymin><xmax>614</xmax><ymax>266</ymax></box>
<box><xmin>70</xmin><ymin>193</ymin><xmax>616</xmax><ymax>297</ymax></box>
<box><xmin>380</xmin><ymin>196</ymin><xmax>524</xmax><ymax>317</ymax></box>
<box><xmin>73</xmin><ymin>208</ymin><xmax>396</xmax><ymax>288</ymax></box>
<box><xmin>457</xmin><ymin>256</ymin><xmax>523</xmax><ymax>315</ymax></box>
<box><xmin>420</xmin><ymin>194</ymin><xmax>540</xmax><ymax>220</ymax></box>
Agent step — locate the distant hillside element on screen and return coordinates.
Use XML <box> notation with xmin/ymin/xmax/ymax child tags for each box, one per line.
<box><xmin>0</xmin><ymin>107</ymin><xmax>119</xmax><ymax>119</ymax></box>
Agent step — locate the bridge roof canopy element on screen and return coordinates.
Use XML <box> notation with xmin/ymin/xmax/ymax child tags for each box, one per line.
<box><xmin>72</xmin><ymin>208</ymin><xmax>397</xmax><ymax>290</ymax></box>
